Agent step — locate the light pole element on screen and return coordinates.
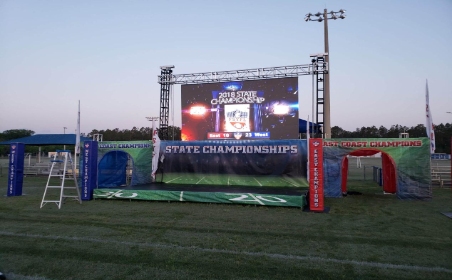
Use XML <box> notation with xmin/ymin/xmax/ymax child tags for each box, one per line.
<box><xmin>146</xmin><ymin>117</ymin><xmax>160</xmax><ymax>138</ymax></box>
<box><xmin>63</xmin><ymin>127</ymin><xmax>67</xmax><ymax>150</ymax></box>
<box><xmin>305</xmin><ymin>9</ymin><xmax>346</xmax><ymax>139</ymax></box>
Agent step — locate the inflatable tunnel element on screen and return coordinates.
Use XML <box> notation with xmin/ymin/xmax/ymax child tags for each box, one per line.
<box><xmin>341</xmin><ymin>149</ymin><xmax>396</xmax><ymax>194</ymax></box>
<box><xmin>98</xmin><ymin>151</ymin><xmax>131</xmax><ymax>188</ymax></box>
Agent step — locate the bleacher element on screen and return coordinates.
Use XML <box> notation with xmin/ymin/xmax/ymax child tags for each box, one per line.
<box><xmin>431</xmin><ymin>165</ymin><xmax>451</xmax><ymax>188</ymax></box>
<box><xmin>23</xmin><ymin>163</ymin><xmax>51</xmax><ymax>176</ymax></box>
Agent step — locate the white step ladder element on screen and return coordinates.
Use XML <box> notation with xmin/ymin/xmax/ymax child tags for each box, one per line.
<box><xmin>41</xmin><ymin>150</ymin><xmax>82</xmax><ymax>209</ymax></box>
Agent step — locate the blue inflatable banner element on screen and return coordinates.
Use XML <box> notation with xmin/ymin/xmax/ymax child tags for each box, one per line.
<box><xmin>81</xmin><ymin>141</ymin><xmax>98</xmax><ymax>200</ymax></box>
<box><xmin>7</xmin><ymin>143</ymin><xmax>25</xmax><ymax>196</ymax></box>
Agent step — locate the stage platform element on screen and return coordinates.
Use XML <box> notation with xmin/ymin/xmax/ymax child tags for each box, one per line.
<box><xmin>93</xmin><ymin>183</ymin><xmax>308</xmax><ymax>208</ymax></box>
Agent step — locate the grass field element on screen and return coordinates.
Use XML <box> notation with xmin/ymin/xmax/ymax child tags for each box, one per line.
<box><xmin>160</xmin><ymin>172</ymin><xmax>308</xmax><ymax>188</ymax></box>
<box><xmin>1</xmin><ymin>158</ymin><xmax>451</xmax><ymax>279</ymax></box>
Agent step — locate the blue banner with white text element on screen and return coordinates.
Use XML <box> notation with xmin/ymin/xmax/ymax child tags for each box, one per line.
<box><xmin>81</xmin><ymin>141</ymin><xmax>98</xmax><ymax>200</ymax></box>
<box><xmin>7</xmin><ymin>143</ymin><xmax>25</xmax><ymax>196</ymax></box>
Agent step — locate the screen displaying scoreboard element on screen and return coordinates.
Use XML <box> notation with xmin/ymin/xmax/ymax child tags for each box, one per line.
<box><xmin>181</xmin><ymin>78</ymin><xmax>299</xmax><ymax>141</ymax></box>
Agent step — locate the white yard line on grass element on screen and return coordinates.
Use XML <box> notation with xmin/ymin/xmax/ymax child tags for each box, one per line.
<box><xmin>195</xmin><ymin>177</ymin><xmax>205</xmax><ymax>184</ymax></box>
<box><xmin>1</xmin><ymin>231</ymin><xmax>451</xmax><ymax>274</ymax></box>
<box><xmin>165</xmin><ymin>176</ymin><xmax>183</xmax><ymax>183</ymax></box>
<box><xmin>253</xmin><ymin>177</ymin><xmax>263</xmax><ymax>186</ymax></box>
<box><xmin>281</xmin><ymin>178</ymin><xmax>298</xmax><ymax>187</ymax></box>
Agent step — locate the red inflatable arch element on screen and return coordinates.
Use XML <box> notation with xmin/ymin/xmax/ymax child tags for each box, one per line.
<box><xmin>340</xmin><ymin>149</ymin><xmax>397</xmax><ymax>194</ymax></box>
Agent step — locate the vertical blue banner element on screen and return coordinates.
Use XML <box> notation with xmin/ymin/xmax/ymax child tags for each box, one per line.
<box><xmin>7</xmin><ymin>143</ymin><xmax>25</xmax><ymax>196</ymax></box>
<box><xmin>81</xmin><ymin>141</ymin><xmax>98</xmax><ymax>200</ymax></box>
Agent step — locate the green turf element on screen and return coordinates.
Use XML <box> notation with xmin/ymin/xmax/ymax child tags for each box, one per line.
<box><xmin>161</xmin><ymin>173</ymin><xmax>309</xmax><ymax>188</ymax></box>
<box><xmin>0</xmin><ymin>158</ymin><xmax>451</xmax><ymax>279</ymax></box>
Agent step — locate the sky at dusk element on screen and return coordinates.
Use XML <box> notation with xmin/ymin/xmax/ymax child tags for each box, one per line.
<box><xmin>1</xmin><ymin>0</ymin><xmax>451</xmax><ymax>135</ymax></box>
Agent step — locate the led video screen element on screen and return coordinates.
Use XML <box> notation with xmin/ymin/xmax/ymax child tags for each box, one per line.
<box><xmin>181</xmin><ymin>77</ymin><xmax>298</xmax><ymax>141</ymax></box>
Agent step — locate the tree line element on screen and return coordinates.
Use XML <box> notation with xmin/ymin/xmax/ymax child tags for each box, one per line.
<box><xmin>0</xmin><ymin>126</ymin><xmax>181</xmax><ymax>156</ymax></box>
<box><xmin>0</xmin><ymin>123</ymin><xmax>451</xmax><ymax>156</ymax></box>
<box><xmin>88</xmin><ymin>126</ymin><xmax>181</xmax><ymax>142</ymax></box>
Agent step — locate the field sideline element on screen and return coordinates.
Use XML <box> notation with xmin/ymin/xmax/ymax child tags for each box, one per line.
<box><xmin>0</xmin><ymin>158</ymin><xmax>451</xmax><ymax>279</ymax></box>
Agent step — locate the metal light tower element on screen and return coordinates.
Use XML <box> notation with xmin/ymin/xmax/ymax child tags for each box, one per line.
<box><xmin>146</xmin><ymin>116</ymin><xmax>160</xmax><ymax>137</ymax></box>
<box><xmin>305</xmin><ymin>9</ymin><xmax>346</xmax><ymax>139</ymax></box>
<box><xmin>63</xmin><ymin>127</ymin><xmax>67</xmax><ymax>149</ymax></box>
<box><xmin>310</xmin><ymin>53</ymin><xmax>328</xmax><ymax>138</ymax></box>
<box><xmin>158</xmin><ymin>65</ymin><xmax>175</xmax><ymax>140</ymax></box>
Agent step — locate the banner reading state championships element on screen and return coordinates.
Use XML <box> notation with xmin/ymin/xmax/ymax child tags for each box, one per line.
<box><xmin>156</xmin><ymin>140</ymin><xmax>308</xmax><ymax>188</ymax></box>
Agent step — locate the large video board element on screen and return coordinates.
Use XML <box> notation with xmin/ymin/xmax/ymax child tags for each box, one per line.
<box><xmin>181</xmin><ymin>77</ymin><xmax>298</xmax><ymax>141</ymax></box>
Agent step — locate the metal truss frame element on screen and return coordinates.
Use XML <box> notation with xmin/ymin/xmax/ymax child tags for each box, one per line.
<box><xmin>158</xmin><ymin>64</ymin><xmax>327</xmax><ymax>85</ymax></box>
<box><xmin>157</xmin><ymin>62</ymin><xmax>328</xmax><ymax>140</ymax></box>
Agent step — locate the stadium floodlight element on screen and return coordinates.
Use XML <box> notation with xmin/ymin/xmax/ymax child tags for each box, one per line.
<box><xmin>160</xmin><ymin>65</ymin><xmax>175</xmax><ymax>70</ymax></box>
<box><xmin>146</xmin><ymin>116</ymin><xmax>160</xmax><ymax>134</ymax></box>
<box><xmin>310</xmin><ymin>53</ymin><xmax>329</xmax><ymax>58</ymax></box>
<box><xmin>305</xmin><ymin>8</ymin><xmax>346</xmax><ymax>139</ymax></box>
